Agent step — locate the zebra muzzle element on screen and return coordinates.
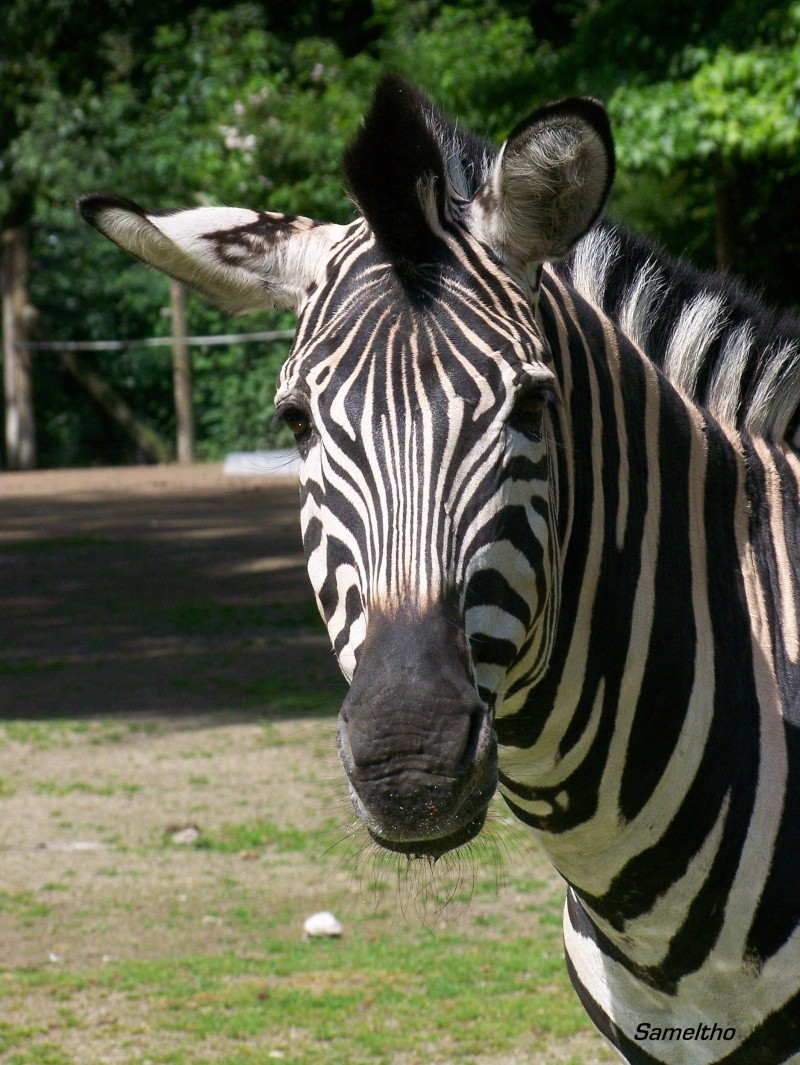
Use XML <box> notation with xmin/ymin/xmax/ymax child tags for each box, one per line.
<box><xmin>336</xmin><ymin>604</ymin><xmax>498</xmax><ymax>856</ymax></box>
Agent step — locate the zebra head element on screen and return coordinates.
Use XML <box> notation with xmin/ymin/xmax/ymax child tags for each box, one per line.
<box><xmin>78</xmin><ymin>75</ymin><xmax>614</xmax><ymax>858</ymax></box>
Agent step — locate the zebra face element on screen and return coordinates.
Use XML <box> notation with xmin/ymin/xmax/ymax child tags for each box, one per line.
<box><xmin>274</xmin><ymin>230</ymin><xmax>561</xmax><ymax>856</ymax></box>
<box><xmin>78</xmin><ymin>75</ymin><xmax>612</xmax><ymax>858</ymax></box>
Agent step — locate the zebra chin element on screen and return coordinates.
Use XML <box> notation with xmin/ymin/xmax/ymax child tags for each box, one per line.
<box><xmin>353</xmin><ymin>788</ymin><xmax>498</xmax><ymax>860</ymax></box>
<box><xmin>339</xmin><ymin>719</ymin><xmax>499</xmax><ymax>859</ymax></box>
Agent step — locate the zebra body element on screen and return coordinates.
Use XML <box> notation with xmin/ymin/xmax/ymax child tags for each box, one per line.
<box><xmin>532</xmin><ymin>271</ymin><xmax>800</xmax><ymax>1063</ymax></box>
<box><xmin>79</xmin><ymin>74</ymin><xmax>800</xmax><ymax>1064</ymax></box>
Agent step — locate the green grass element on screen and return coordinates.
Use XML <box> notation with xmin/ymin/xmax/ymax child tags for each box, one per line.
<box><xmin>256</xmin><ymin>720</ymin><xmax>308</xmax><ymax>747</ymax></box>
<box><xmin>0</xmin><ymin>713</ymin><xmax>612</xmax><ymax>1065</ymax></box>
<box><xmin>244</xmin><ymin>675</ymin><xmax>340</xmax><ymax>712</ymax></box>
<box><xmin>161</xmin><ymin>601</ymin><xmax>324</xmax><ymax>633</ymax></box>
<box><xmin>0</xmin><ymin>925</ymin><xmax>589</xmax><ymax>1065</ymax></box>
<box><xmin>169</xmin><ymin>667</ymin><xmax>343</xmax><ymax>715</ymax></box>
<box><xmin>33</xmin><ymin>780</ymin><xmax>142</xmax><ymax>798</ymax></box>
<box><xmin>0</xmin><ymin>660</ymin><xmax>67</xmax><ymax>677</ymax></box>
<box><xmin>190</xmin><ymin>818</ymin><xmax>339</xmax><ymax>855</ymax></box>
<box><xmin>0</xmin><ymin>890</ymin><xmax>51</xmax><ymax>922</ymax></box>
<box><xmin>3</xmin><ymin>1043</ymin><xmax>74</xmax><ymax>1065</ymax></box>
<box><xmin>0</xmin><ymin>720</ymin><xmax>86</xmax><ymax>747</ymax></box>
<box><xmin>0</xmin><ymin>1023</ymin><xmax>75</xmax><ymax>1065</ymax></box>
<box><xmin>0</xmin><ymin>719</ymin><xmax>161</xmax><ymax>749</ymax></box>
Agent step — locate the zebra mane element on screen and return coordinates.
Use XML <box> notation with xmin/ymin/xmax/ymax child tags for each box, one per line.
<box><xmin>558</xmin><ymin>222</ymin><xmax>800</xmax><ymax>444</ymax></box>
<box><xmin>345</xmin><ymin>80</ymin><xmax>800</xmax><ymax>443</ymax></box>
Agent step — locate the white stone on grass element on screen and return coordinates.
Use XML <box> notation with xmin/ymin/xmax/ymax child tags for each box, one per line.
<box><xmin>302</xmin><ymin>911</ymin><xmax>343</xmax><ymax>938</ymax></box>
<box><xmin>171</xmin><ymin>826</ymin><xmax>200</xmax><ymax>845</ymax></box>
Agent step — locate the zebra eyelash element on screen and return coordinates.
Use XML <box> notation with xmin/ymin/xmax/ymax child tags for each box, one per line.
<box><xmin>273</xmin><ymin>398</ymin><xmax>314</xmax><ymax>440</ymax></box>
<box><xmin>506</xmin><ymin>388</ymin><xmax>558</xmax><ymax>442</ymax></box>
<box><xmin>510</xmin><ymin>385</ymin><xmax>559</xmax><ymax>415</ymax></box>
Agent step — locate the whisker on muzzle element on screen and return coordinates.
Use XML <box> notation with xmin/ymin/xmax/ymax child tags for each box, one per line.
<box><xmin>316</xmin><ymin>796</ymin><xmax>531</xmax><ymax>929</ymax></box>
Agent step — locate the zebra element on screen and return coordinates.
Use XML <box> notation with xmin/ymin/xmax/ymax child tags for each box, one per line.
<box><xmin>558</xmin><ymin>220</ymin><xmax>800</xmax><ymax>447</ymax></box>
<box><xmin>78</xmin><ymin>74</ymin><xmax>800</xmax><ymax>1064</ymax></box>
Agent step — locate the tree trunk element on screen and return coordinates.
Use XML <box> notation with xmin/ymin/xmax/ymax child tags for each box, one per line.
<box><xmin>2</xmin><ymin>227</ymin><xmax>36</xmax><ymax>469</ymax></box>
<box><xmin>58</xmin><ymin>350</ymin><xmax>171</xmax><ymax>464</ymax></box>
<box><xmin>170</xmin><ymin>279</ymin><xmax>195</xmax><ymax>464</ymax></box>
<box><xmin>715</xmin><ymin>166</ymin><xmax>738</xmax><ymax>275</ymax></box>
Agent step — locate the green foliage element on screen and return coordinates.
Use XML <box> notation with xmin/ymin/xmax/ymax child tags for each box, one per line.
<box><xmin>378</xmin><ymin>0</ymin><xmax>550</xmax><ymax>136</ymax></box>
<box><xmin>607</xmin><ymin>3</ymin><xmax>800</xmax><ymax>292</ymax></box>
<box><xmin>612</xmin><ymin>6</ymin><xmax>800</xmax><ymax>173</ymax></box>
<box><xmin>2</xmin><ymin>0</ymin><xmax>799</xmax><ymax>465</ymax></box>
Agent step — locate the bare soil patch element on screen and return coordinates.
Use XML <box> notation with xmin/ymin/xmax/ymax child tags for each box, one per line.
<box><xmin>0</xmin><ymin>463</ymin><xmax>340</xmax><ymax>719</ymax></box>
<box><xmin>1</xmin><ymin>464</ymin><xmax>349</xmax><ymax>963</ymax></box>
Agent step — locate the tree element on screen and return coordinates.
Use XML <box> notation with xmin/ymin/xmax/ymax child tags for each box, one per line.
<box><xmin>610</xmin><ymin>4</ymin><xmax>800</xmax><ymax>279</ymax></box>
<box><xmin>3</xmin><ymin>0</ymin><xmax>799</xmax><ymax>466</ymax></box>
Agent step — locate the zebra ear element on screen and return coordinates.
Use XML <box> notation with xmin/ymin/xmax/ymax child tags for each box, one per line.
<box><xmin>76</xmin><ymin>195</ymin><xmax>345</xmax><ymax>314</ymax></box>
<box><xmin>468</xmin><ymin>98</ymin><xmax>614</xmax><ymax>276</ymax></box>
<box><xmin>344</xmin><ymin>73</ymin><xmax>449</xmax><ymax>272</ymax></box>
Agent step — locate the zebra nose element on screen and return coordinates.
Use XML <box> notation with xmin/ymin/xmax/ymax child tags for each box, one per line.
<box><xmin>455</xmin><ymin>698</ymin><xmax>495</xmax><ymax>772</ymax></box>
<box><xmin>334</xmin><ymin>603</ymin><xmax>498</xmax><ymax>847</ymax></box>
<box><xmin>336</xmin><ymin>696</ymin><xmax>497</xmax><ymax>852</ymax></box>
<box><xmin>338</xmin><ymin>685</ymin><xmax>491</xmax><ymax>779</ymax></box>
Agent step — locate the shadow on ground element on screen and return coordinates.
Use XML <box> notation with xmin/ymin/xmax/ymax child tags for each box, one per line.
<box><xmin>0</xmin><ymin>464</ymin><xmax>345</xmax><ymax>721</ymax></box>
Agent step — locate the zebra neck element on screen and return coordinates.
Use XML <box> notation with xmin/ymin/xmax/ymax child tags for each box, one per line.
<box><xmin>497</xmin><ymin>275</ymin><xmax>759</xmax><ymax>902</ymax></box>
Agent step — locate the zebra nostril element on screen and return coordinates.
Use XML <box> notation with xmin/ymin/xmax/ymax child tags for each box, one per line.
<box><xmin>336</xmin><ymin>712</ymin><xmax>356</xmax><ymax>774</ymax></box>
<box><xmin>457</xmin><ymin>704</ymin><xmax>492</xmax><ymax>771</ymax></box>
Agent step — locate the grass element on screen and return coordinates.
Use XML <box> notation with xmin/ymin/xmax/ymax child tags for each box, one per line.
<box><xmin>245</xmin><ymin>675</ymin><xmax>340</xmax><ymax>712</ymax></box>
<box><xmin>0</xmin><ymin>1024</ymin><xmax>75</xmax><ymax>1065</ymax></box>
<box><xmin>161</xmin><ymin>601</ymin><xmax>324</xmax><ymax>634</ymax></box>
<box><xmin>34</xmin><ymin>781</ymin><xmax>142</xmax><ymax>797</ymax></box>
<box><xmin>0</xmin><ymin>718</ymin><xmax>162</xmax><ymax>749</ymax></box>
<box><xmin>190</xmin><ymin>819</ymin><xmax>339</xmax><ymax>855</ymax></box>
<box><xmin>0</xmin><ymin>660</ymin><xmax>67</xmax><ymax>677</ymax></box>
<box><xmin>0</xmin><ymin>890</ymin><xmax>51</xmax><ymax>923</ymax></box>
<box><xmin>168</xmin><ymin>668</ymin><xmax>343</xmax><ymax>715</ymax></box>
<box><xmin>0</xmin><ymin>720</ymin><xmax>90</xmax><ymax>747</ymax></box>
<box><xmin>0</xmin><ymin>929</ymin><xmax>589</xmax><ymax>1065</ymax></box>
<box><xmin>126</xmin><ymin>931</ymin><xmax>577</xmax><ymax>1057</ymax></box>
<box><xmin>0</xmin><ymin>712</ymin><xmax>614</xmax><ymax>1065</ymax></box>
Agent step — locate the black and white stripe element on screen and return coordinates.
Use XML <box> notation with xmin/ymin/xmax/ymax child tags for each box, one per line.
<box><xmin>79</xmin><ymin>73</ymin><xmax>800</xmax><ymax>1065</ymax></box>
<box><xmin>560</xmin><ymin>222</ymin><xmax>800</xmax><ymax>445</ymax></box>
<box><xmin>281</xmin><ymin>220</ymin><xmax>557</xmax><ymax>688</ymax></box>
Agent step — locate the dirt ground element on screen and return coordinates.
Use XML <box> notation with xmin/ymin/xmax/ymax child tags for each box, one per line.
<box><xmin>0</xmin><ymin>464</ymin><xmax>350</xmax><ymax>1057</ymax></box>
<box><xmin>0</xmin><ymin>462</ymin><xmax>342</xmax><ymax>719</ymax></box>
<box><xmin>0</xmin><ymin>461</ymin><xmax>347</xmax><ymax>949</ymax></box>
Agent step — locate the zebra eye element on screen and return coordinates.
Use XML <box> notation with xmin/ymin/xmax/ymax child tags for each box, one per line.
<box><xmin>278</xmin><ymin>405</ymin><xmax>311</xmax><ymax>438</ymax></box>
<box><xmin>514</xmin><ymin>390</ymin><xmax>547</xmax><ymax>416</ymax></box>
<box><xmin>510</xmin><ymin>387</ymin><xmax>549</xmax><ymax>438</ymax></box>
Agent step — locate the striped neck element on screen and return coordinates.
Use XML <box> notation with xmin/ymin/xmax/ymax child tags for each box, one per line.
<box><xmin>497</xmin><ymin>271</ymin><xmax>757</xmax><ymax>910</ymax></box>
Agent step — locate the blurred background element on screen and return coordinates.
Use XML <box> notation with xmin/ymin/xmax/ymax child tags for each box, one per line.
<box><xmin>2</xmin><ymin>0</ymin><xmax>799</xmax><ymax>470</ymax></box>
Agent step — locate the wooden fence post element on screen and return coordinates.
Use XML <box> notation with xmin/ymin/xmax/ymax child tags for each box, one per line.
<box><xmin>2</xmin><ymin>227</ymin><xmax>36</xmax><ymax>470</ymax></box>
<box><xmin>170</xmin><ymin>279</ymin><xmax>195</xmax><ymax>464</ymax></box>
